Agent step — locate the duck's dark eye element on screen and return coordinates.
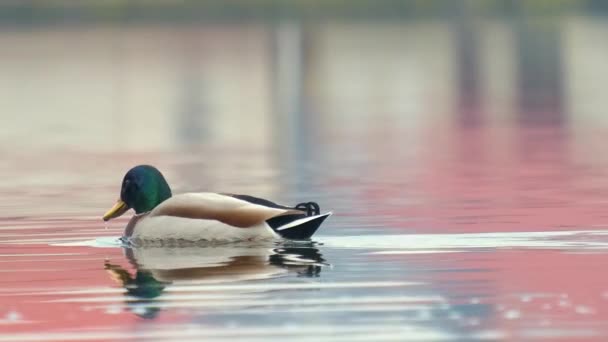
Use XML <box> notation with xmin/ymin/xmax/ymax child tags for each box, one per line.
<box><xmin>121</xmin><ymin>178</ymin><xmax>138</xmax><ymax>200</ymax></box>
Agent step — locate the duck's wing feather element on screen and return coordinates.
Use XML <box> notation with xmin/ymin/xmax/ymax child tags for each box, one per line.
<box><xmin>221</xmin><ymin>193</ymin><xmax>295</xmax><ymax>210</ymax></box>
<box><xmin>149</xmin><ymin>192</ymin><xmax>302</xmax><ymax>228</ymax></box>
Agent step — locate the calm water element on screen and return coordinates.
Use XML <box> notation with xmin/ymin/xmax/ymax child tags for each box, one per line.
<box><xmin>3</xmin><ymin>11</ymin><xmax>608</xmax><ymax>342</ymax></box>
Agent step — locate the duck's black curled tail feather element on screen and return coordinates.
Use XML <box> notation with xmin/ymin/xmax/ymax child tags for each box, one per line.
<box><xmin>266</xmin><ymin>213</ymin><xmax>331</xmax><ymax>240</ymax></box>
<box><xmin>295</xmin><ymin>202</ymin><xmax>320</xmax><ymax>216</ymax></box>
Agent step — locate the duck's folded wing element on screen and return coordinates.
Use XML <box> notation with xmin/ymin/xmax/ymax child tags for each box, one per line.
<box><xmin>149</xmin><ymin>193</ymin><xmax>302</xmax><ymax>228</ymax></box>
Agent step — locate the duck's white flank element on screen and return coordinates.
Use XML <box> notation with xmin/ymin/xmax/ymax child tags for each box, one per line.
<box><xmin>129</xmin><ymin>215</ymin><xmax>279</xmax><ymax>242</ymax></box>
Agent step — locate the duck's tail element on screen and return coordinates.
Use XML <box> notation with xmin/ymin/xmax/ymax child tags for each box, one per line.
<box><xmin>266</xmin><ymin>212</ymin><xmax>332</xmax><ymax>240</ymax></box>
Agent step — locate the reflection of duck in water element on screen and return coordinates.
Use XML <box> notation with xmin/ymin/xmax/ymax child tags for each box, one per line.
<box><xmin>102</xmin><ymin>165</ymin><xmax>331</xmax><ymax>243</ymax></box>
<box><xmin>104</xmin><ymin>264</ymin><xmax>166</xmax><ymax>319</ymax></box>
<box><xmin>105</xmin><ymin>244</ymin><xmax>327</xmax><ymax>319</ymax></box>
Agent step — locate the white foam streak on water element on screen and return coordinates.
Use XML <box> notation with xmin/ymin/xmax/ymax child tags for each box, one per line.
<box><xmin>16</xmin><ymin>281</ymin><xmax>416</xmax><ymax>296</ymax></box>
<box><xmin>43</xmin><ymin>229</ymin><xmax>608</xmax><ymax>251</ymax></box>
<box><xmin>45</xmin><ymin>293</ymin><xmax>265</xmax><ymax>303</ymax></box>
<box><xmin>0</xmin><ymin>324</ymin><xmax>503</xmax><ymax>342</ymax></box>
<box><xmin>320</xmin><ymin>230</ymin><xmax>608</xmax><ymax>250</ymax></box>
<box><xmin>51</xmin><ymin>295</ymin><xmax>444</xmax><ymax>307</ymax></box>
<box><xmin>52</xmin><ymin>237</ymin><xmax>122</xmax><ymax>247</ymax></box>
<box><xmin>207</xmin><ymin>304</ymin><xmax>436</xmax><ymax>315</ymax></box>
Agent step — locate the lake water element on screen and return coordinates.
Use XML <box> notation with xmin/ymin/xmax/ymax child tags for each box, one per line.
<box><xmin>2</xmin><ymin>8</ymin><xmax>608</xmax><ymax>342</ymax></box>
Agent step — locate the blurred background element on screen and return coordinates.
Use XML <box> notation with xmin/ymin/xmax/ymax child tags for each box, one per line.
<box><xmin>2</xmin><ymin>0</ymin><xmax>608</xmax><ymax>232</ymax></box>
<box><xmin>3</xmin><ymin>0</ymin><xmax>608</xmax><ymax>149</ymax></box>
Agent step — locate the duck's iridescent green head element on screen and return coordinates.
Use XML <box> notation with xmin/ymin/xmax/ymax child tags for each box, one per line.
<box><xmin>103</xmin><ymin>165</ymin><xmax>172</xmax><ymax>221</ymax></box>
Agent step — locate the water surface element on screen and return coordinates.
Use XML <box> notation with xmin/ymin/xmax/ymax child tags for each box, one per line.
<box><xmin>2</xmin><ymin>9</ymin><xmax>608</xmax><ymax>342</ymax></box>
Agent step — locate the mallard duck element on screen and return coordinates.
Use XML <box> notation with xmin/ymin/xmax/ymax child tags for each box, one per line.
<box><xmin>103</xmin><ymin>165</ymin><xmax>331</xmax><ymax>242</ymax></box>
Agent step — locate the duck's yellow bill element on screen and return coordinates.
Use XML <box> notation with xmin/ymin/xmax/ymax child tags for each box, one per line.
<box><xmin>103</xmin><ymin>200</ymin><xmax>129</xmax><ymax>221</ymax></box>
